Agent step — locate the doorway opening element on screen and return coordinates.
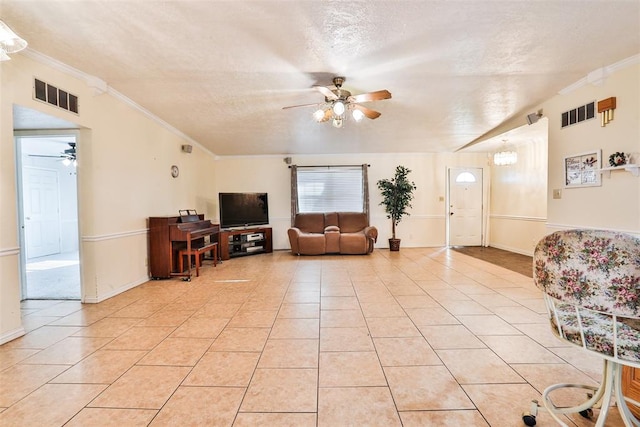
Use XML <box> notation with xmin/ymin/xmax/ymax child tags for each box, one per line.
<box><xmin>16</xmin><ymin>133</ymin><xmax>81</xmax><ymax>300</ymax></box>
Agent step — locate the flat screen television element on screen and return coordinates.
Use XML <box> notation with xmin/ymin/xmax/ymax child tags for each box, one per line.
<box><xmin>219</xmin><ymin>192</ymin><xmax>269</xmax><ymax>229</ymax></box>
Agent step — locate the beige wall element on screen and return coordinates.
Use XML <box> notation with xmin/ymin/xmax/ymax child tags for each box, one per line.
<box><xmin>2</xmin><ymin>52</ymin><xmax>636</xmax><ymax>344</ymax></box>
<box><xmin>488</xmin><ymin>120</ymin><xmax>549</xmax><ymax>255</ymax></box>
<box><xmin>0</xmin><ymin>58</ymin><xmax>24</xmax><ymax>343</ymax></box>
<box><xmin>0</xmin><ymin>54</ymin><xmax>218</xmax><ymax>343</ymax></box>
<box><xmin>214</xmin><ymin>152</ymin><xmax>489</xmax><ymax>250</ymax></box>
<box><xmin>544</xmin><ymin>61</ymin><xmax>639</xmax><ymax>233</ymax></box>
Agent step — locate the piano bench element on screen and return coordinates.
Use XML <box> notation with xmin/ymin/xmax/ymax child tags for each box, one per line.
<box><xmin>178</xmin><ymin>242</ymin><xmax>218</xmax><ymax>277</ymax></box>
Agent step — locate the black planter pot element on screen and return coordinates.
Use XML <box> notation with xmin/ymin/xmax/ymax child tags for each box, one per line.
<box><xmin>389</xmin><ymin>238</ymin><xmax>401</xmax><ymax>251</ymax></box>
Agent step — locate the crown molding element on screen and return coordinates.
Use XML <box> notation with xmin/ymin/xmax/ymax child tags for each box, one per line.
<box><xmin>18</xmin><ymin>48</ymin><xmax>216</xmax><ymax>158</ymax></box>
<box><xmin>559</xmin><ymin>54</ymin><xmax>639</xmax><ymax>95</ymax></box>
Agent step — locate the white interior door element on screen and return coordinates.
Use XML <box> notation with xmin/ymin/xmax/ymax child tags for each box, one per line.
<box><xmin>448</xmin><ymin>167</ymin><xmax>483</xmax><ymax>246</ymax></box>
<box><xmin>23</xmin><ymin>166</ymin><xmax>61</xmax><ymax>259</ymax></box>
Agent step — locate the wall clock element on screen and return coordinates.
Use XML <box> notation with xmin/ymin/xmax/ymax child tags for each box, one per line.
<box><xmin>171</xmin><ymin>165</ymin><xmax>179</xmax><ymax>178</ymax></box>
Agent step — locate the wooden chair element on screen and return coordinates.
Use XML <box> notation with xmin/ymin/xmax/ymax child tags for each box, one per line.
<box><xmin>524</xmin><ymin>229</ymin><xmax>640</xmax><ymax>426</ymax></box>
<box><xmin>178</xmin><ymin>241</ymin><xmax>218</xmax><ymax>277</ymax></box>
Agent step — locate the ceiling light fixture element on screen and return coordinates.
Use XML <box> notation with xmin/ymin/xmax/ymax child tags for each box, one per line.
<box><xmin>352</xmin><ymin>108</ymin><xmax>365</xmax><ymax>122</ymax></box>
<box><xmin>493</xmin><ymin>140</ymin><xmax>518</xmax><ymax>166</ymax></box>
<box><xmin>313</xmin><ymin>109</ymin><xmax>326</xmax><ymax>122</ymax></box>
<box><xmin>0</xmin><ymin>20</ymin><xmax>27</xmax><ymax>61</ymax></box>
<box><xmin>332</xmin><ymin>101</ymin><xmax>345</xmax><ymax>116</ymax></box>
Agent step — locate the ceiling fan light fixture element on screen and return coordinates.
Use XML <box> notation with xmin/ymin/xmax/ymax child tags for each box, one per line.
<box><xmin>62</xmin><ymin>157</ymin><xmax>72</xmax><ymax>166</ymax></box>
<box><xmin>313</xmin><ymin>108</ymin><xmax>326</xmax><ymax>122</ymax></box>
<box><xmin>332</xmin><ymin>116</ymin><xmax>343</xmax><ymax>128</ymax></box>
<box><xmin>352</xmin><ymin>109</ymin><xmax>364</xmax><ymax>122</ymax></box>
<box><xmin>0</xmin><ymin>48</ymin><xmax>10</xmax><ymax>61</ymax></box>
<box><xmin>0</xmin><ymin>20</ymin><xmax>27</xmax><ymax>56</ymax></box>
<box><xmin>332</xmin><ymin>101</ymin><xmax>345</xmax><ymax>116</ymax></box>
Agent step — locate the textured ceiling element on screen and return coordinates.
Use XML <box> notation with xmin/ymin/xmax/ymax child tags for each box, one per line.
<box><xmin>2</xmin><ymin>1</ymin><xmax>639</xmax><ymax>156</ymax></box>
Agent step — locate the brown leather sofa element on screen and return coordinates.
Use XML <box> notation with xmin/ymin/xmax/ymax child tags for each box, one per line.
<box><xmin>288</xmin><ymin>212</ymin><xmax>378</xmax><ymax>255</ymax></box>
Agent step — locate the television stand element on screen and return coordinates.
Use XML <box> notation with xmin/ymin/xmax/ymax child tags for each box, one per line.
<box><xmin>219</xmin><ymin>227</ymin><xmax>272</xmax><ymax>260</ymax></box>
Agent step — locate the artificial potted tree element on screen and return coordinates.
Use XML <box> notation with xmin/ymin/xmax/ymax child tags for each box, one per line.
<box><xmin>377</xmin><ymin>165</ymin><xmax>416</xmax><ymax>251</ymax></box>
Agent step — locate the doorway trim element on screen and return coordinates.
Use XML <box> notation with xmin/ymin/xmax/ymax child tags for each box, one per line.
<box><xmin>446</xmin><ymin>166</ymin><xmax>489</xmax><ymax>247</ymax></box>
<box><xmin>15</xmin><ymin>130</ymin><xmax>82</xmax><ymax>300</ymax></box>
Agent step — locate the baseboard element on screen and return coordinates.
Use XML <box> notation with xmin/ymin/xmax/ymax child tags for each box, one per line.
<box><xmin>83</xmin><ymin>276</ymin><xmax>149</xmax><ymax>304</ymax></box>
<box><xmin>489</xmin><ymin>243</ymin><xmax>533</xmax><ymax>257</ymax></box>
<box><xmin>0</xmin><ymin>326</ymin><xmax>26</xmax><ymax>345</ymax></box>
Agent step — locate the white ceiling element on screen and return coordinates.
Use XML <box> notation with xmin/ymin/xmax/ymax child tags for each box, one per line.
<box><xmin>2</xmin><ymin>1</ymin><xmax>639</xmax><ymax>156</ymax></box>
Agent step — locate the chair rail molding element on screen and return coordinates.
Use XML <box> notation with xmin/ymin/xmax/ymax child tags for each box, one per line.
<box><xmin>0</xmin><ymin>247</ymin><xmax>20</xmax><ymax>257</ymax></box>
<box><xmin>82</xmin><ymin>228</ymin><xmax>148</xmax><ymax>242</ymax></box>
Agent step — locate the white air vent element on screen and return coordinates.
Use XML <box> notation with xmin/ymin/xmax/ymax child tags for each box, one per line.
<box><xmin>33</xmin><ymin>78</ymin><xmax>79</xmax><ymax>114</ymax></box>
<box><xmin>561</xmin><ymin>101</ymin><xmax>595</xmax><ymax>128</ymax></box>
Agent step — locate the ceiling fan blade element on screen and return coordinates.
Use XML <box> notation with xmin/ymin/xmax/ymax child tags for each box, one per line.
<box><xmin>313</xmin><ymin>85</ymin><xmax>338</xmax><ymax>101</ymax></box>
<box><xmin>28</xmin><ymin>154</ymin><xmax>64</xmax><ymax>158</ymax></box>
<box><xmin>282</xmin><ymin>102</ymin><xmax>323</xmax><ymax>110</ymax></box>
<box><xmin>348</xmin><ymin>90</ymin><xmax>392</xmax><ymax>103</ymax></box>
<box><xmin>353</xmin><ymin>104</ymin><xmax>381</xmax><ymax>120</ymax></box>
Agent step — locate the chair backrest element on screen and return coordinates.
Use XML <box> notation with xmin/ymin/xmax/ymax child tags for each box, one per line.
<box><xmin>534</xmin><ymin>229</ymin><xmax>640</xmax><ymax>364</ymax></box>
<box><xmin>534</xmin><ymin>229</ymin><xmax>640</xmax><ymax>318</ymax></box>
<box><xmin>337</xmin><ymin>212</ymin><xmax>369</xmax><ymax>233</ymax></box>
<box><xmin>294</xmin><ymin>213</ymin><xmax>325</xmax><ymax>233</ymax></box>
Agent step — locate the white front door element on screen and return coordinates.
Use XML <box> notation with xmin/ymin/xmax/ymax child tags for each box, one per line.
<box><xmin>448</xmin><ymin>167</ymin><xmax>483</xmax><ymax>246</ymax></box>
<box><xmin>23</xmin><ymin>166</ymin><xmax>61</xmax><ymax>259</ymax></box>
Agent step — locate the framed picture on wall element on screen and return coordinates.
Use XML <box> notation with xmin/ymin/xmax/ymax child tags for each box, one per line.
<box><xmin>564</xmin><ymin>150</ymin><xmax>602</xmax><ymax>188</ymax></box>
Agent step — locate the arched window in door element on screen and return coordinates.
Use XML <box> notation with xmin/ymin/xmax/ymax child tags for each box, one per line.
<box><xmin>455</xmin><ymin>171</ymin><xmax>476</xmax><ymax>183</ymax></box>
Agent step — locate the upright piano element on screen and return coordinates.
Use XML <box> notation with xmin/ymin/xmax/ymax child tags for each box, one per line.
<box><xmin>148</xmin><ymin>213</ymin><xmax>220</xmax><ymax>279</ymax></box>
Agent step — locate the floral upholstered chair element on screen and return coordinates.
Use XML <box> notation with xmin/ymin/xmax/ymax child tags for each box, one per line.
<box><xmin>526</xmin><ymin>229</ymin><xmax>640</xmax><ymax>426</ymax></box>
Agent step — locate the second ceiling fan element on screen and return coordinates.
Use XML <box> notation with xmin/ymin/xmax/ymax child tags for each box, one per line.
<box><xmin>28</xmin><ymin>142</ymin><xmax>77</xmax><ymax>166</ymax></box>
<box><xmin>283</xmin><ymin>77</ymin><xmax>392</xmax><ymax>127</ymax></box>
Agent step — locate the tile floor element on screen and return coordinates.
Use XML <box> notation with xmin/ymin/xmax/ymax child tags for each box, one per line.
<box><xmin>0</xmin><ymin>248</ymin><xmax>627</xmax><ymax>426</ymax></box>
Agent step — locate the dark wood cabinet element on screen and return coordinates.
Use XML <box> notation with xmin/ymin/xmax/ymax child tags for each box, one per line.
<box><xmin>219</xmin><ymin>227</ymin><xmax>272</xmax><ymax>260</ymax></box>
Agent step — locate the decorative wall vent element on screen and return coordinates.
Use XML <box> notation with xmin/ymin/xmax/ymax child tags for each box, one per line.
<box><xmin>561</xmin><ymin>101</ymin><xmax>595</xmax><ymax>128</ymax></box>
<box><xmin>33</xmin><ymin>78</ymin><xmax>79</xmax><ymax>114</ymax></box>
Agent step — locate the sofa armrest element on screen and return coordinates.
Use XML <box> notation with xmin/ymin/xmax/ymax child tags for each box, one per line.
<box><xmin>364</xmin><ymin>226</ymin><xmax>378</xmax><ymax>243</ymax></box>
<box><xmin>288</xmin><ymin>227</ymin><xmax>302</xmax><ymax>254</ymax></box>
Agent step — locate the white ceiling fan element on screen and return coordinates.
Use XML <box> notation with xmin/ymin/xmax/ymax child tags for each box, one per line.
<box><xmin>28</xmin><ymin>142</ymin><xmax>77</xmax><ymax>166</ymax></box>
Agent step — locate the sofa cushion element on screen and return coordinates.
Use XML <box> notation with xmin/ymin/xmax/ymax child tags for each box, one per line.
<box><xmin>338</xmin><ymin>212</ymin><xmax>368</xmax><ymax>233</ymax></box>
<box><xmin>340</xmin><ymin>232</ymin><xmax>368</xmax><ymax>254</ymax></box>
<box><xmin>297</xmin><ymin>232</ymin><xmax>326</xmax><ymax>255</ymax></box>
<box><xmin>294</xmin><ymin>213</ymin><xmax>325</xmax><ymax>234</ymax></box>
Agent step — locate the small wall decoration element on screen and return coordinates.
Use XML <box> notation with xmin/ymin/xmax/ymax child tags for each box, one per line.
<box><xmin>608</xmin><ymin>152</ymin><xmax>627</xmax><ymax>167</ymax></box>
<box><xmin>564</xmin><ymin>150</ymin><xmax>601</xmax><ymax>188</ymax></box>
<box><xmin>597</xmin><ymin>97</ymin><xmax>616</xmax><ymax>127</ymax></box>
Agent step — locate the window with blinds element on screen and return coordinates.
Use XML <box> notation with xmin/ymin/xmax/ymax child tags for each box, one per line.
<box><xmin>296</xmin><ymin>166</ymin><xmax>364</xmax><ymax>213</ymax></box>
